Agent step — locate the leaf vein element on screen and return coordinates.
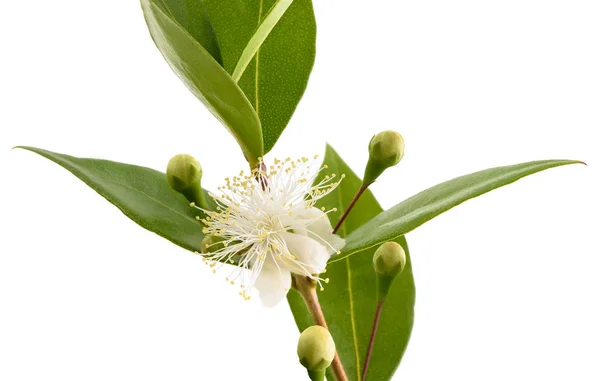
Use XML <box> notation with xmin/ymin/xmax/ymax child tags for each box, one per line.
<box><xmin>332</xmin><ymin>157</ymin><xmax>360</xmax><ymax>380</ymax></box>
<box><xmin>255</xmin><ymin>0</ymin><xmax>263</xmax><ymax>115</ymax></box>
<box><xmin>87</xmin><ymin>172</ymin><xmax>199</xmax><ymax>224</ymax></box>
<box><xmin>156</xmin><ymin>0</ymin><xmax>175</xmax><ymax>18</ymax></box>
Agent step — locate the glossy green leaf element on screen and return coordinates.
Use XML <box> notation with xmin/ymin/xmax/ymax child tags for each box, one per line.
<box><xmin>231</xmin><ymin>0</ymin><xmax>294</xmax><ymax>83</ymax></box>
<box><xmin>203</xmin><ymin>0</ymin><xmax>316</xmax><ymax>153</ymax></box>
<box><xmin>337</xmin><ymin>159</ymin><xmax>583</xmax><ymax>262</ymax></box>
<box><xmin>141</xmin><ymin>0</ymin><xmax>263</xmax><ymax>166</ymax></box>
<box><xmin>288</xmin><ymin>145</ymin><xmax>416</xmax><ymax>381</ymax></box>
<box><xmin>17</xmin><ymin>146</ymin><xmax>211</xmax><ymax>253</ymax></box>
<box><xmin>152</xmin><ymin>0</ymin><xmax>222</xmax><ymax>63</ymax></box>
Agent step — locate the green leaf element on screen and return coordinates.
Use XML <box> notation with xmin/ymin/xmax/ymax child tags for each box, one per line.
<box><xmin>203</xmin><ymin>0</ymin><xmax>316</xmax><ymax>153</ymax></box>
<box><xmin>287</xmin><ymin>145</ymin><xmax>416</xmax><ymax>381</ymax></box>
<box><xmin>231</xmin><ymin>0</ymin><xmax>294</xmax><ymax>83</ymax></box>
<box><xmin>151</xmin><ymin>0</ymin><xmax>222</xmax><ymax>63</ymax></box>
<box><xmin>141</xmin><ymin>0</ymin><xmax>263</xmax><ymax>166</ymax></box>
<box><xmin>16</xmin><ymin>146</ymin><xmax>211</xmax><ymax>253</ymax></box>
<box><xmin>337</xmin><ymin>159</ymin><xmax>583</xmax><ymax>262</ymax></box>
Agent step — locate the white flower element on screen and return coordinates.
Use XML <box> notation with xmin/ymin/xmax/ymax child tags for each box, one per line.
<box><xmin>194</xmin><ymin>156</ymin><xmax>346</xmax><ymax>307</ymax></box>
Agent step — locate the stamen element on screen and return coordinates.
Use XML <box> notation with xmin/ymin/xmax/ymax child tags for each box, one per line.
<box><xmin>198</xmin><ymin>155</ymin><xmax>344</xmax><ymax>301</ymax></box>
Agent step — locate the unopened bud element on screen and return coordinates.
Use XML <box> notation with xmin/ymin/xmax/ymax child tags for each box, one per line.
<box><xmin>373</xmin><ymin>241</ymin><xmax>407</xmax><ymax>300</ymax></box>
<box><xmin>166</xmin><ymin>154</ymin><xmax>207</xmax><ymax>208</ymax></box>
<box><xmin>297</xmin><ymin>325</ymin><xmax>336</xmax><ymax>380</ymax></box>
<box><xmin>363</xmin><ymin>130</ymin><xmax>405</xmax><ymax>185</ymax></box>
<box><xmin>201</xmin><ymin>235</ymin><xmax>226</xmax><ymax>254</ymax></box>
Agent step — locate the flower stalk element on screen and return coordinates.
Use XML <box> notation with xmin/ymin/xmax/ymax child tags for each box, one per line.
<box><xmin>361</xmin><ymin>242</ymin><xmax>407</xmax><ymax>380</ymax></box>
<box><xmin>307</xmin><ymin>369</ymin><xmax>326</xmax><ymax>381</ymax></box>
<box><xmin>332</xmin><ymin>182</ymin><xmax>369</xmax><ymax>234</ymax></box>
<box><xmin>361</xmin><ymin>300</ymin><xmax>384</xmax><ymax>381</ymax></box>
<box><xmin>293</xmin><ymin>274</ymin><xmax>349</xmax><ymax>381</ymax></box>
<box><xmin>334</xmin><ymin>130</ymin><xmax>405</xmax><ymax>234</ymax></box>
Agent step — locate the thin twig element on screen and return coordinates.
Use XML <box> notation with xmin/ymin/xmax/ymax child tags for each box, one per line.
<box><xmin>294</xmin><ymin>275</ymin><xmax>349</xmax><ymax>381</ymax></box>
<box><xmin>332</xmin><ymin>183</ymin><xmax>370</xmax><ymax>234</ymax></box>
<box><xmin>252</xmin><ymin>161</ymin><xmax>269</xmax><ymax>191</ymax></box>
<box><xmin>361</xmin><ymin>300</ymin><xmax>384</xmax><ymax>381</ymax></box>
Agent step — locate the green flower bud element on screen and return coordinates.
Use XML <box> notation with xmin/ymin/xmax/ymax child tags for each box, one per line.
<box><xmin>201</xmin><ymin>235</ymin><xmax>226</xmax><ymax>254</ymax></box>
<box><xmin>363</xmin><ymin>130</ymin><xmax>405</xmax><ymax>185</ymax></box>
<box><xmin>297</xmin><ymin>325</ymin><xmax>336</xmax><ymax>380</ymax></box>
<box><xmin>373</xmin><ymin>241</ymin><xmax>407</xmax><ymax>301</ymax></box>
<box><xmin>166</xmin><ymin>154</ymin><xmax>207</xmax><ymax>208</ymax></box>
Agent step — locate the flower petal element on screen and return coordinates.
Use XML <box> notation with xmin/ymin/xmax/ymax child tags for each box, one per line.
<box><xmin>254</xmin><ymin>258</ymin><xmax>292</xmax><ymax>307</ymax></box>
<box><xmin>280</xmin><ymin>232</ymin><xmax>330</xmax><ymax>275</ymax></box>
<box><xmin>298</xmin><ymin>208</ymin><xmax>346</xmax><ymax>255</ymax></box>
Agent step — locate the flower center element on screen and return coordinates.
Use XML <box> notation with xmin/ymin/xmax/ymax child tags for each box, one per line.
<box><xmin>191</xmin><ymin>155</ymin><xmax>345</xmax><ymax>301</ymax></box>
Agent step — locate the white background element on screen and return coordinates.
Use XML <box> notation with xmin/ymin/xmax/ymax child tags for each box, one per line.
<box><xmin>1</xmin><ymin>0</ymin><xmax>599</xmax><ymax>380</ymax></box>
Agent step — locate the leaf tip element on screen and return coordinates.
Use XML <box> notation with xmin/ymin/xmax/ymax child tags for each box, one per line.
<box><xmin>562</xmin><ymin>160</ymin><xmax>587</xmax><ymax>167</ymax></box>
<box><xmin>12</xmin><ymin>145</ymin><xmax>35</xmax><ymax>153</ymax></box>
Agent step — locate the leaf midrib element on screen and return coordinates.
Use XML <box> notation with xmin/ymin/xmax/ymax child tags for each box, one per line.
<box><xmin>332</xmin><ymin>160</ymin><xmax>361</xmax><ymax>381</ymax></box>
<box><xmin>24</xmin><ymin>147</ymin><xmax>199</xmax><ymax>226</ymax></box>
<box><xmin>335</xmin><ymin>160</ymin><xmax>582</xmax><ymax>261</ymax></box>
<box><xmin>255</xmin><ymin>0</ymin><xmax>263</xmax><ymax>116</ymax></box>
<box><xmin>156</xmin><ymin>0</ymin><xmax>175</xmax><ymax>17</ymax></box>
<box><xmin>87</xmin><ymin>171</ymin><xmax>199</xmax><ymax>225</ymax></box>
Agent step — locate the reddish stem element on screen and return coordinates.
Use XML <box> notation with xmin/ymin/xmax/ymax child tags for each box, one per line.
<box><xmin>333</xmin><ymin>183</ymin><xmax>370</xmax><ymax>234</ymax></box>
<box><xmin>294</xmin><ymin>275</ymin><xmax>349</xmax><ymax>381</ymax></box>
<box><xmin>361</xmin><ymin>300</ymin><xmax>385</xmax><ymax>381</ymax></box>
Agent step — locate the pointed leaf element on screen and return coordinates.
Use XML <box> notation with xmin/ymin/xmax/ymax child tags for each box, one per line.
<box><xmin>287</xmin><ymin>145</ymin><xmax>416</xmax><ymax>381</ymax></box>
<box><xmin>141</xmin><ymin>0</ymin><xmax>263</xmax><ymax>166</ymax></box>
<box><xmin>337</xmin><ymin>159</ymin><xmax>583</xmax><ymax>261</ymax></box>
<box><xmin>17</xmin><ymin>146</ymin><xmax>211</xmax><ymax>253</ymax></box>
<box><xmin>203</xmin><ymin>0</ymin><xmax>316</xmax><ymax>153</ymax></box>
